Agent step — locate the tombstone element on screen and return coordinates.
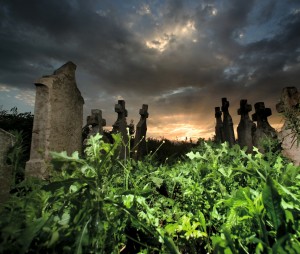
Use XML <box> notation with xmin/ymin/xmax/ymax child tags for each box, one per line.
<box><xmin>86</xmin><ymin>109</ymin><xmax>106</xmax><ymax>136</ymax></box>
<box><xmin>237</xmin><ymin>100</ymin><xmax>256</xmax><ymax>152</ymax></box>
<box><xmin>252</xmin><ymin>102</ymin><xmax>277</xmax><ymax>152</ymax></box>
<box><xmin>133</xmin><ymin>104</ymin><xmax>149</xmax><ymax>160</ymax></box>
<box><xmin>128</xmin><ymin>119</ymin><xmax>135</xmax><ymax>137</ymax></box>
<box><xmin>25</xmin><ymin>61</ymin><xmax>84</xmax><ymax>178</ymax></box>
<box><xmin>221</xmin><ymin>98</ymin><xmax>235</xmax><ymax>146</ymax></box>
<box><xmin>276</xmin><ymin>87</ymin><xmax>300</xmax><ymax>165</ymax></box>
<box><xmin>83</xmin><ymin>109</ymin><xmax>107</xmax><ymax>146</ymax></box>
<box><xmin>214</xmin><ymin>107</ymin><xmax>224</xmax><ymax>143</ymax></box>
<box><xmin>112</xmin><ymin>100</ymin><xmax>129</xmax><ymax>159</ymax></box>
<box><xmin>0</xmin><ymin>129</ymin><xmax>15</xmax><ymax>204</ymax></box>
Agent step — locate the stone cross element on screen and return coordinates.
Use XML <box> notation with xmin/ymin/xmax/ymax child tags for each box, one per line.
<box><xmin>276</xmin><ymin>87</ymin><xmax>300</xmax><ymax>165</ymax></box>
<box><xmin>112</xmin><ymin>100</ymin><xmax>129</xmax><ymax>159</ymax></box>
<box><xmin>214</xmin><ymin>107</ymin><xmax>224</xmax><ymax>143</ymax></box>
<box><xmin>25</xmin><ymin>61</ymin><xmax>84</xmax><ymax>179</ymax></box>
<box><xmin>252</xmin><ymin>102</ymin><xmax>277</xmax><ymax>152</ymax></box>
<box><xmin>86</xmin><ymin>109</ymin><xmax>106</xmax><ymax>136</ymax></box>
<box><xmin>221</xmin><ymin>98</ymin><xmax>235</xmax><ymax>146</ymax></box>
<box><xmin>237</xmin><ymin>100</ymin><xmax>256</xmax><ymax>152</ymax></box>
<box><xmin>0</xmin><ymin>129</ymin><xmax>15</xmax><ymax>204</ymax></box>
<box><xmin>133</xmin><ymin>104</ymin><xmax>149</xmax><ymax>160</ymax></box>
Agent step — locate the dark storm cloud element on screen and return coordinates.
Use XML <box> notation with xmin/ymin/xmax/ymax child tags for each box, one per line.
<box><xmin>1</xmin><ymin>0</ymin><xmax>300</xmax><ymax>138</ymax></box>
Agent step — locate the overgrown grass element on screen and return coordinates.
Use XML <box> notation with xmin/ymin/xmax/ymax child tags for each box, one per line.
<box><xmin>1</xmin><ymin>134</ymin><xmax>300</xmax><ymax>253</ymax></box>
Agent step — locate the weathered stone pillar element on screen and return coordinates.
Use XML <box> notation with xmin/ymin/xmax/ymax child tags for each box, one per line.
<box><xmin>252</xmin><ymin>102</ymin><xmax>277</xmax><ymax>152</ymax></box>
<box><xmin>215</xmin><ymin>107</ymin><xmax>224</xmax><ymax>143</ymax></box>
<box><xmin>112</xmin><ymin>100</ymin><xmax>129</xmax><ymax>159</ymax></box>
<box><xmin>133</xmin><ymin>104</ymin><xmax>149</xmax><ymax>160</ymax></box>
<box><xmin>276</xmin><ymin>87</ymin><xmax>300</xmax><ymax>165</ymax></box>
<box><xmin>0</xmin><ymin>129</ymin><xmax>15</xmax><ymax>204</ymax></box>
<box><xmin>25</xmin><ymin>61</ymin><xmax>84</xmax><ymax>178</ymax></box>
<box><xmin>237</xmin><ymin>100</ymin><xmax>256</xmax><ymax>152</ymax></box>
<box><xmin>222</xmin><ymin>98</ymin><xmax>235</xmax><ymax>146</ymax></box>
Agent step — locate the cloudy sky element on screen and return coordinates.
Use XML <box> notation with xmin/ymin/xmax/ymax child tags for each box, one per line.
<box><xmin>1</xmin><ymin>0</ymin><xmax>300</xmax><ymax>140</ymax></box>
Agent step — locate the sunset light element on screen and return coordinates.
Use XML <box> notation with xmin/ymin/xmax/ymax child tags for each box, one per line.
<box><xmin>0</xmin><ymin>0</ymin><xmax>299</xmax><ymax>143</ymax></box>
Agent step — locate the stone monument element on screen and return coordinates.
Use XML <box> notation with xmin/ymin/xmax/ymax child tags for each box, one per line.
<box><xmin>133</xmin><ymin>104</ymin><xmax>149</xmax><ymax>160</ymax></box>
<box><xmin>86</xmin><ymin>109</ymin><xmax>106</xmax><ymax>136</ymax></box>
<box><xmin>83</xmin><ymin>109</ymin><xmax>107</xmax><ymax>146</ymax></box>
<box><xmin>221</xmin><ymin>98</ymin><xmax>235</xmax><ymax>146</ymax></box>
<box><xmin>276</xmin><ymin>87</ymin><xmax>300</xmax><ymax>165</ymax></box>
<box><xmin>215</xmin><ymin>107</ymin><xmax>224</xmax><ymax>143</ymax></box>
<box><xmin>252</xmin><ymin>102</ymin><xmax>277</xmax><ymax>152</ymax></box>
<box><xmin>112</xmin><ymin>100</ymin><xmax>129</xmax><ymax>159</ymax></box>
<box><xmin>237</xmin><ymin>100</ymin><xmax>256</xmax><ymax>152</ymax></box>
<box><xmin>0</xmin><ymin>129</ymin><xmax>15</xmax><ymax>204</ymax></box>
<box><xmin>25</xmin><ymin>61</ymin><xmax>84</xmax><ymax>178</ymax></box>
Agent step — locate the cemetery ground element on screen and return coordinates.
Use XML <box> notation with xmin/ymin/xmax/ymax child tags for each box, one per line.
<box><xmin>1</xmin><ymin>109</ymin><xmax>300</xmax><ymax>253</ymax></box>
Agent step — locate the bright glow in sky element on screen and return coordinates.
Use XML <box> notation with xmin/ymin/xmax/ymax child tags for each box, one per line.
<box><xmin>0</xmin><ymin>0</ymin><xmax>299</xmax><ymax>140</ymax></box>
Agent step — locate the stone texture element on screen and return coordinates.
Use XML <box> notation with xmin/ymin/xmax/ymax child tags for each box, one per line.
<box><xmin>86</xmin><ymin>109</ymin><xmax>106</xmax><ymax>136</ymax></box>
<box><xmin>83</xmin><ymin>109</ymin><xmax>107</xmax><ymax>147</ymax></box>
<box><xmin>237</xmin><ymin>100</ymin><xmax>256</xmax><ymax>152</ymax></box>
<box><xmin>25</xmin><ymin>61</ymin><xmax>84</xmax><ymax>178</ymax></box>
<box><xmin>252</xmin><ymin>102</ymin><xmax>277</xmax><ymax>152</ymax></box>
<box><xmin>276</xmin><ymin>87</ymin><xmax>300</xmax><ymax>165</ymax></box>
<box><xmin>112</xmin><ymin>100</ymin><xmax>129</xmax><ymax>159</ymax></box>
<box><xmin>221</xmin><ymin>98</ymin><xmax>235</xmax><ymax>146</ymax></box>
<box><xmin>215</xmin><ymin>107</ymin><xmax>224</xmax><ymax>143</ymax></box>
<box><xmin>0</xmin><ymin>129</ymin><xmax>15</xmax><ymax>204</ymax></box>
<box><xmin>133</xmin><ymin>104</ymin><xmax>149</xmax><ymax>160</ymax></box>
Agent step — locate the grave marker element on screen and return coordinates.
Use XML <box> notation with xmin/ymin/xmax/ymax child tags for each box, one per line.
<box><xmin>112</xmin><ymin>100</ymin><xmax>129</xmax><ymax>159</ymax></box>
<box><xmin>276</xmin><ymin>87</ymin><xmax>300</xmax><ymax>165</ymax></box>
<box><xmin>86</xmin><ymin>109</ymin><xmax>106</xmax><ymax>136</ymax></box>
<box><xmin>221</xmin><ymin>98</ymin><xmax>235</xmax><ymax>146</ymax></box>
<box><xmin>133</xmin><ymin>104</ymin><xmax>149</xmax><ymax>160</ymax></box>
<box><xmin>25</xmin><ymin>61</ymin><xmax>84</xmax><ymax>178</ymax></box>
<box><xmin>215</xmin><ymin>107</ymin><xmax>224</xmax><ymax>143</ymax></box>
<box><xmin>237</xmin><ymin>100</ymin><xmax>256</xmax><ymax>152</ymax></box>
<box><xmin>252</xmin><ymin>102</ymin><xmax>277</xmax><ymax>152</ymax></box>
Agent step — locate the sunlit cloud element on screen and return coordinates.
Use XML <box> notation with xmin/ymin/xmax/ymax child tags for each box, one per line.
<box><xmin>211</xmin><ymin>8</ymin><xmax>218</xmax><ymax>16</ymax></box>
<box><xmin>137</xmin><ymin>4</ymin><xmax>151</xmax><ymax>16</ymax></box>
<box><xmin>145</xmin><ymin>20</ymin><xmax>197</xmax><ymax>52</ymax></box>
<box><xmin>291</xmin><ymin>8</ymin><xmax>300</xmax><ymax>15</ymax></box>
<box><xmin>154</xmin><ymin>86</ymin><xmax>202</xmax><ymax>101</ymax></box>
<box><xmin>0</xmin><ymin>84</ymin><xmax>11</xmax><ymax>92</ymax></box>
<box><xmin>113</xmin><ymin>95</ymin><xmax>125</xmax><ymax>101</ymax></box>
<box><xmin>145</xmin><ymin>34</ymin><xmax>173</xmax><ymax>52</ymax></box>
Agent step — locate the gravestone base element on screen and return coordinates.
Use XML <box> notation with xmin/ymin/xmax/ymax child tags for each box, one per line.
<box><xmin>278</xmin><ymin>128</ymin><xmax>300</xmax><ymax>166</ymax></box>
<box><xmin>25</xmin><ymin>159</ymin><xmax>49</xmax><ymax>179</ymax></box>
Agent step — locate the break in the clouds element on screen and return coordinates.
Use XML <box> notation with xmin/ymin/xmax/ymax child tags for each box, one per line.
<box><xmin>0</xmin><ymin>0</ymin><xmax>300</xmax><ymax>140</ymax></box>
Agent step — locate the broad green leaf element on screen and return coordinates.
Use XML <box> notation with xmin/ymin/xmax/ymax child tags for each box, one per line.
<box><xmin>150</xmin><ymin>176</ymin><xmax>164</xmax><ymax>188</ymax></box>
<box><xmin>122</xmin><ymin>194</ymin><xmax>134</xmax><ymax>209</ymax></box>
<box><xmin>58</xmin><ymin>212</ymin><xmax>70</xmax><ymax>226</ymax></box>
<box><xmin>165</xmin><ymin>223</ymin><xmax>178</xmax><ymax>235</ymax></box>
<box><xmin>48</xmin><ymin>230</ymin><xmax>59</xmax><ymax>247</ymax></box>
<box><xmin>262</xmin><ymin>178</ymin><xmax>285</xmax><ymax>230</ymax></box>
<box><xmin>186</xmin><ymin>151</ymin><xmax>201</xmax><ymax>160</ymax></box>
<box><xmin>163</xmin><ymin>236</ymin><xmax>180</xmax><ymax>254</ymax></box>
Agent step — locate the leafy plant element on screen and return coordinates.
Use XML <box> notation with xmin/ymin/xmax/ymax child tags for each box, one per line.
<box><xmin>1</xmin><ymin>135</ymin><xmax>300</xmax><ymax>253</ymax></box>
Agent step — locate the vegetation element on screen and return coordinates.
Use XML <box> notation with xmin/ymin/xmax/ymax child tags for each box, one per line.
<box><xmin>1</xmin><ymin>133</ymin><xmax>300</xmax><ymax>253</ymax></box>
<box><xmin>0</xmin><ymin>106</ymin><xmax>34</xmax><ymax>181</ymax></box>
